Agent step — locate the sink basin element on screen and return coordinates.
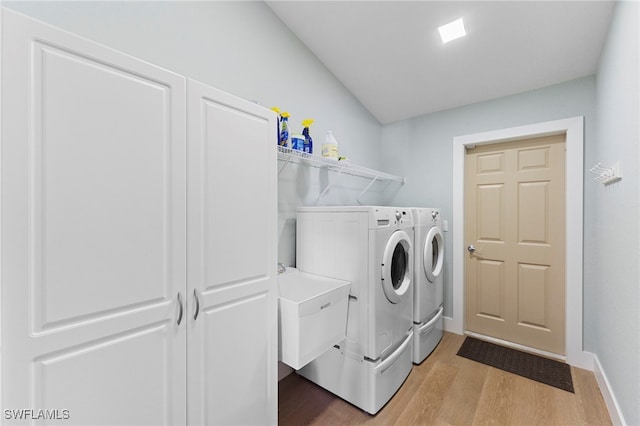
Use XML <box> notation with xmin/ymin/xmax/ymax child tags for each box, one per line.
<box><xmin>278</xmin><ymin>267</ymin><xmax>350</xmax><ymax>370</ymax></box>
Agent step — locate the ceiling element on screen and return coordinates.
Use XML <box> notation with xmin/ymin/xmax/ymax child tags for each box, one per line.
<box><xmin>267</xmin><ymin>1</ymin><xmax>615</xmax><ymax>124</ymax></box>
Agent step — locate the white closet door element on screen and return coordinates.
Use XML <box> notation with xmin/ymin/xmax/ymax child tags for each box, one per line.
<box><xmin>1</xmin><ymin>9</ymin><xmax>187</xmax><ymax>425</ymax></box>
<box><xmin>187</xmin><ymin>79</ymin><xmax>277</xmax><ymax>425</ymax></box>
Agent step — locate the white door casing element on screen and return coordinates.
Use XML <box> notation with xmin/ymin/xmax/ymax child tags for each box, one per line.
<box><xmin>451</xmin><ymin>117</ymin><xmax>591</xmax><ymax>369</ymax></box>
<box><xmin>1</xmin><ymin>9</ymin><xmax>187</xmax><ymax>424</ymax></box>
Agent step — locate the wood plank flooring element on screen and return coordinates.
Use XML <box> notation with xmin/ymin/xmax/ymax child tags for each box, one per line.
<box><xmin>278</xmin><ymin>332</ymin><xmax>611</xmax><ymax>425</ymax></box>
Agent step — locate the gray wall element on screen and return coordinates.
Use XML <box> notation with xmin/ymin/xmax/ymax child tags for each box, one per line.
<box><xmin>2</xmin><ymin>0</ymin><xmax>389</xmax><ymax>272</ymax></box>
<box><xmin>592</xmin><ymin>1</ymin><xmax>639</xmax><ymax>424</ymax></box>
<box><xmin>381</xmin><ymin>76</ymin><xmax>597</xmax><ymax>323</ymax></box>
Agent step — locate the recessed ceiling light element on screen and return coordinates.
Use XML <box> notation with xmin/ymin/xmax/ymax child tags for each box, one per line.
<box><xmin>438</xmin><ymin>18</ymin><xmax>466</xmax><ymax>44</ymax></box>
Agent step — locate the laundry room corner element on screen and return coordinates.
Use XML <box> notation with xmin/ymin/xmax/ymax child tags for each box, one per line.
<box><xmin>380</xmin><ymin>76</ymin><xmax>597</xmax><ymax>333</ymax></box>
<box><xmin>2</xmin><ymin>1</ymin><xmax>633</xmax><ymax>424</ymax></box>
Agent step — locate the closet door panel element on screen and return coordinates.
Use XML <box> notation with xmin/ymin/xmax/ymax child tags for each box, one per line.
<box><xmin>201</xmin><ymin>100</ymin><xmax>273</xmax><ymax>288</ymax></box>
<box><xmin>32</xmin><ymin>325</ymin><xmax>172</xmax><ymax>426</ymax></box>
<box><xmin>187</xmin><ymin>79</ymin><xmax>277</xmax><ymax>426</ymax></box>
<box><xmin>32</xmin><ymin>41</ymin><xmax>171</xmax><ymax>330</ymax></box>
<box><xmin>1</xmin><ymin>10</ymin><xmax>187</xmax><ymax>425</ymax></box>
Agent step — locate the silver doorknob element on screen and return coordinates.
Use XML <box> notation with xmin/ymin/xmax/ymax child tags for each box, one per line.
<box><xmin>467</xmin><ymin>245</ymin><xmax>476</xmax><ymax>253</ymax></box>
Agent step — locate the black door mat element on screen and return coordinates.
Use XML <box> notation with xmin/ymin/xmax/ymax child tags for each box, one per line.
<box><xmin>456</xmin><ymin>336</ymin><xmax>574</xmax><ymax>393</ymax></box>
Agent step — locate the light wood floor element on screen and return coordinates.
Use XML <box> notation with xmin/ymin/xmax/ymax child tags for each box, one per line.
<box><xmin>278</xmin><ymin>332</ymin><xmax>611</xmax><ymax>425</ymax></box>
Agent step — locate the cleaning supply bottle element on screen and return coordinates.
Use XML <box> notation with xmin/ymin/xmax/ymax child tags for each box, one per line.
<box><xmin>270</xmin><ymin>107</ymin><xmax>281</xmax><ymax>145</ymax></box>
<box><xmin>322</xmin><ymin>130</ymin><xmax>339</xmax><ymax>160</ymax></box>
<box><xmin>279</xmin><ymin>111</ymin><xmax>290</xmax><ymax>147</ymax></box>
<box><xmin>302</xmin><ymin>119</ymin><xmax>314</xmax><ymax>154</ymax></box>
<box><xmin>291</xmin><ymin>133</ymin><xmax>305</xmax><ymax>151</ymax></box>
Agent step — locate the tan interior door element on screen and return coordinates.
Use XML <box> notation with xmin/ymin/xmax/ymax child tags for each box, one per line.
<box><xmin>465</xmin><ymin>134</ymin><xmax>566</xmax><ymax>355</ymax></box>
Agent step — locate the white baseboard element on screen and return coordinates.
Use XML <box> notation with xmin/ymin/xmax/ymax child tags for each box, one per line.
<box><xmin>593</xmin><ymin>355</ymin><xmax>626</xmax><ymax>426</ymax></box>
<box><xmin>443</xmin><ymin>316</ymin><xmax>462</xmax><ymax>334</ymax></box>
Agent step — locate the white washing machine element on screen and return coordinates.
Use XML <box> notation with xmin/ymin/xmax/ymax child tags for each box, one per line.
<box><xmin>296</xmin><ymin>206</ymin><xmax>414</xmax><ymax>414</ymax></box>
<box><xmin>411</xmin><ymin>207</ymin><xmax>444</xmax><ymax>364</ymax></box>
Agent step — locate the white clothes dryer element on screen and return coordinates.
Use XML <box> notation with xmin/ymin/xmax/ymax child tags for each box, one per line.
<box><xmin>411</xmin><ymin>207</ymin><xmax>444</xmax><ymax>364</ymax></box>
<box><xmin>296</xmin><ymin>206</ymin><xmax>414</xmax><ymax>414</ymax></box>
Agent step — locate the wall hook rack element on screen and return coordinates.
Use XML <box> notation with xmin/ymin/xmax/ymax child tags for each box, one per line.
<box><xmin>589</xmin><ymin>162</ymin><xmax>621</xmax><ymax>185</ymax></box>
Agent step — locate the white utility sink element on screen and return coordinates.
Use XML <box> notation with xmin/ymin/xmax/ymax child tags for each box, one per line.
<box><xmin>278</xmin><ymin>267</ymin><xmax>350</xmax><ymax>370</ymax></box>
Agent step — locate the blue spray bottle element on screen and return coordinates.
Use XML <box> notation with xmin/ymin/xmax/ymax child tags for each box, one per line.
<box><xmin>301</xmin><ymin>119</ymin><xmax>314</xmax><ymax>154</ymax></box>
<box><xmin>279</xmin><ymin>111</ymin><xmax>290</xmax><ymax>147</ymax></box>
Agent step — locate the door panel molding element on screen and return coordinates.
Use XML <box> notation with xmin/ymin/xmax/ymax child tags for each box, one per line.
<box><xmin>451</xmin><ymin>117</ymin><xmax>592</xmax><ymax>370</ymax></box>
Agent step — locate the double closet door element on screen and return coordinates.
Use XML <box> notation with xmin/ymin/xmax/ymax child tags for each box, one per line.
<box><xmin>1</xmin><ymin>9</ymin><xmax>277</xmax><ymax>425</ymax></box>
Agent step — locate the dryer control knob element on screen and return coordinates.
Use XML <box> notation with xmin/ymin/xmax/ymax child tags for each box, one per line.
<box><xmin>432</xmin><ymin>211</ymin><xmax>438</xmax><ymax>219</ymax></box>
<box><xmin>395</xmin><ymin>211</ymin><xmax>402</xmax><ymax>221</ymax></box>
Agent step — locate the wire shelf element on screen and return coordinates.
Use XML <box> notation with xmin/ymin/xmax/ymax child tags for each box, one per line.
<box><xmin>276</xmin><ymin>146</ymin><xmax>405</xmax><ymax>184</ymax></box>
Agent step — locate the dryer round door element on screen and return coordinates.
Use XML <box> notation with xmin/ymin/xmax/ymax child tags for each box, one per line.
<box><xmin>381</xmin><ymin>230</ymin><xmax>413</xmax><ymax>304</ymax></box>
<box><xmin>424</xmin><ymin>226</ymin><xmax>444</xmax><ymax>283</ymax></box>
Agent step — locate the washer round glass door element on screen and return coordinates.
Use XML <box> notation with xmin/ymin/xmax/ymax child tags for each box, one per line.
<box><xmin>424</xmin><ymin>226</ymin><xmax>444</xmax><ymax>283</ymax></box>
<box><xmin>381</xmin><ymin>230</ymin><xmax>413</xmax><ymax>303</ymax></box>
